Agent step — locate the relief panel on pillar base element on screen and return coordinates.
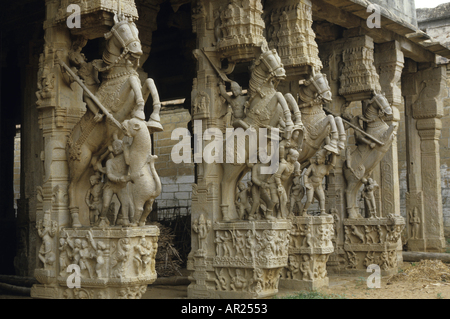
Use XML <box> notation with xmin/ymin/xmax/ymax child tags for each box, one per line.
<box><xmin>342</xmin><ymin>217</ymin><xmax>405</xmax><ymax>276</ymax></box>
<box><xmin>280</xmin><ymin>216</ymin><xmax>334</xmax><ymax>291</ymax></box>
<box><xmin>188</xmin><ymin>220</ymin><xmax>291</xmax><ymax>299</ymax></box>
<box><xmin>31</xmin><ymin>226</ymin><xmax>159</xmax><ymax>299</ymax></box>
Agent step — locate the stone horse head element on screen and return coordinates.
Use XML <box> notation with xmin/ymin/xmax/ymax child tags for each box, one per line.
<box><xmin>300</xmin><ymin>69</ymin><xmax>332</xmax><ymax>104</ymax></box>
<box><xmin>99</xmin><ymin>13</ymin><xmax>143</xmax><ymax>71</ymax></box>
<box><xmin>249</xmin><ymin>42</ymin><xmax>286</xmax><ymax>96</ymax></box>
<box><xmin>366</xmin><ymin>92</ymin><xmax>393</xmax><ymax>118</ymax></box>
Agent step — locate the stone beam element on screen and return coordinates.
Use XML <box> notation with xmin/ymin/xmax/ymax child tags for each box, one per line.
<box><xmin>312</xmin><ymin>0</ymin><xmax>446</xmax><ymax>62</ymax></box>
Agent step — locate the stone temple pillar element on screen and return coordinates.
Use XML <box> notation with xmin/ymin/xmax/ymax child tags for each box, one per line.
<box><xmin>319</xmin><ymin>33</ymin><xmax>405</xmax><ymax>275</ymax></box>
<box><xmin>187</xmin><ymin>0</ymin><xmax>295</xmax><ymax>299</ymax></box>
<box><xmin>402</xmin><ymin>61</ymin><xmax>447</xmax><ymax>253</ymax></box>
<box><xmin>374</xmin><ymin>41</ymin><xmax>404</xmax><ymax>264</ymax></box>
<box><xmin>31</xmin><ymin>0</ymin><xmax>160</xmax><ymax>299</ymax></box>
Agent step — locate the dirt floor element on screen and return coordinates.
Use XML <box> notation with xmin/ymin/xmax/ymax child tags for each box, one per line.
<box><xmin>141</xmin><ymin>259</ymin><xmax>450</xmax><ymax>299</ymax></box>
<box><xmin>2</xmin><ymin>260</ymin><xmax>449</xmax><ymax>299</ymax></box>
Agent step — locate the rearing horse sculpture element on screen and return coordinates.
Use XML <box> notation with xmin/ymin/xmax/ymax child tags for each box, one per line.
<box><xmin>343</xmin><ymin>92</ymin><xmax>398</xmax><ymax>219</ymax></box>
<box><xmin>286</xmin><ymin>69</ymin><xmax>346</xmax><ymax>165</ymax></box>
<box><xmin>220</xmin><ymin>43</ymin><xmax>303</xmax><ymax>221</ymax></box>
<box><xmin>66</xmin><ymin>12</ymin><xmax>162</xmax><ymax>227</ymax></box>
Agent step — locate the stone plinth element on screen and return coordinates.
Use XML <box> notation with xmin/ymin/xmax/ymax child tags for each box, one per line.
<box><xmin>280</xmin><ymin>215</ymin><xmax>334</xmax><ymax>291</ymax></box>
<box><xmin>342</xmin><ymin>216</ymin><xmax>405</xmax><ymax>276</ymax></box>
<box><xmin>187</xmin><ymin>220</ymin><xmax>291</xmax><ymax>299</ymax></box>
<box><xmin>31</xmin><ymin>225</ymin><xmax>159</xmax><ymax>299</ymax></box>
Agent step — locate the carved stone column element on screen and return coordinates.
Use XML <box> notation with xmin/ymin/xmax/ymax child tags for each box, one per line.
<box><xmin>31</xmin><ymin>0</ymin><xmax>160</xmax><ymax>299</ymax></box>
<box><xmin>402</xmin><ymin>61</ymin><xmax>446</xmax><ymax>253</ymax></box>
<box><xmin>187</xmin><ymin>0</ymin><xmax>292</xmax><ymax>299</ymax></box>
<box><xmin>374</xmin><ymin>41</ymin><xmax>404</xmax><ymax>264</ymax></box>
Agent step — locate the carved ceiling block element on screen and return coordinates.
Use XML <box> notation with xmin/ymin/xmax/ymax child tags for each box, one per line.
<box><xmin>339</xmin><ymin>36</ymin><xmax>381</xmax><ymax>101</ymax></box>
<box><xmin>266</xmin><ymin>0</ymin><xmax>322</xmax><ymax>79</ymax></box>
<box><xmin>215</xmin><ymin>0</ymin><xmax>266</xmax><ymax>62</ymax></box>
<box><xmin>55</xmin><ymin>0</ymin><xmax>139</xmax><ymax>39</ymax></box>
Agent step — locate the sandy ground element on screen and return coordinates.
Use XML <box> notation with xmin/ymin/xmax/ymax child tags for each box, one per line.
<box><xmin>144</xmin><ymin>262</ymin><xmax>450</xmax><ymax>299</ymax></box>
<box><xmin>2</xmin><ymin>261</ymin><xmax>449</xmax><ymax>300</ymax></box>
<box><xmin>141</xmin><ymin>261</ymin><xmax>450</xmax><ymax>299</ymax></box>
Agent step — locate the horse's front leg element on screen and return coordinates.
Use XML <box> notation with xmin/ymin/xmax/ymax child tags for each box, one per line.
<box><xmin>317</xmin><ymin>115</ymin><xmax>340</xmax><ymax>154</ymax></box>
<box><xmin>284</xmin><ymin>93</ymin><xmax>303</xmax><ymax>127</ymax></box>
<box><xmin>275</xmin><ymin>92</ymin><xmax>294</xmax><ymax>137</ymax></box>
<box><xmin>129</xmin><ymin>75</ymin><xmax>146</xmax><ymax>120</ymax></box>
<box><xmin>142</xmin><ymin>78</ymin><xmax>162</xmax><ymax>124</ymax></box>
<box><xmin>335</xmin><ymin>116</ymin><xmax>346</xmax><ymax>150</ymax></box>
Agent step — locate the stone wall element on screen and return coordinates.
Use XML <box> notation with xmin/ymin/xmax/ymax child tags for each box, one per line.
<box><xmin>439</xmin><ymin>65</ymin><xmax>450</xmax><ymax>236</ymax></box>
<box><xmin>417</xmin><ymin>3</ymin><xmax>450</xmax><ymax>48</ymax></box>
<box><xmin>153</xmin><ymin>106</ymin><xmax>195</xmax><ymax>211</ymax></box>
<box><xmin>371</xmin><ymin>0</ymin><xmax>418</xmax><ymax>26</ymax></box>
<box><xmin>14</xmin><ymin>130</ymin><xmax>20</xmax><ymax>216</ymax></box>
<box><xmin>416</xmin><ymin>4</ymin><xmax>450</xmax><ymax>236</ymax></box>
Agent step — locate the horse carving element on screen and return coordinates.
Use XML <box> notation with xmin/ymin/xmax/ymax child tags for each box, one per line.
<box><xmin>292</xmin><ymin>69</ymin><xmax>346</xmax><ymax>164</ymax></box>
<box><xmin>343</xmin><ymin>92</ymin><xmax>398</xmax><ymax>219</ymax></box>
<box><xmin>65</xmin><ymin>12</ymin><xmax>162</xmax><ymax>227</ymax></box>
<box><xmin>218</xmin><ymin>43</ymin><xmax>306</xmax><ymax>220</ymax></box>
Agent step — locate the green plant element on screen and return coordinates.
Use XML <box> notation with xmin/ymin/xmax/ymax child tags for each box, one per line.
<box><xmin>437</xmin><ymin>293</ymin><xmax>444</xmax><ymax>299</ymax></box>
<box><xmin>275</xmin><ymin>290</ymin><xmax>347</xmax><ymax>299</ymax></box>
<box><xmin>355</xmin><ymin>276</ymin><xmax>366</xmax><ymax>287</ymax></box>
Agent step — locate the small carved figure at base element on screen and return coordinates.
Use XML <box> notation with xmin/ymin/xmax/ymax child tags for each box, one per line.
<box><xmin>302</xmin><ymin>148</ymin><xmax>337</xmax><ymax>216</ymax></box>
<box><xmin>362</xmin><ymin>177</ymin><xmax>379</xmax><ymax>219</ymax></box>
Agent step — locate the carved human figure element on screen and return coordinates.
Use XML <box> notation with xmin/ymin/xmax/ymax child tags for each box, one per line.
<box><xmin>59</xmin><ymin>237</ymin><xmax>73</xmax><ymax>276</ymax></box>
<box><xmin>267</xmin><ymin>149</ymin><xmax>301</xmax><ymax>218</ymax></box>
<box><xmin>302</xmin><ymin>148</ymin><xmax>337</xmax><ymax>216</ymax></box>
<box><xmin>230</xmin><ymin>269</ymin><xmax>248</xmax><ymax>291</ymax></box>
<box><xmin>87</xmin><ymin>231</ymin><xmax>106</xmax><ymax>278</ymax></box>
<box><xmin>286</xmin><ymin>256</ymin><xmax>300</xmax><ymax>279</ymax></box>
<box><xmin>300</xmin><ymin>255</ymin><xmax>313</xmax><ymax>280</ymax></box>
<box><xmin>37</xmin><ymin>210</ymin><xmax>57</xmax><ymax>269</ymax></box>
<box><xmin>66</xmin><ymin>49</ymin><xmax>103</xmax><ymax>122</ymax></box>
<box><xmin>219</xmin><ymin>231</ymin><xmax>233</xmax><ymax>257</ymax></box>
<box><xmin>380</xmin><ymin>251</ymin><xmax>389</xmax><ymax>270</ymax></box>
<box><xmin>409</xmin><ymin>207</ymin><xmax>421</xmax><ymax>240</ymax></box>
<box><xmin>219</xmin><ymin>81</ymin><xmax>249</xmax><ymax>129</ymax></box>
<box><xmin>364</xmin><ymin>226</ymin><xmax>376</xmax><ymax>244</ymax></box>
<box><xmin>315</xmin><ymin>255</ymin><xmax>328</xmax><ymax>279</ymax></box>
<box><xmin>85</xmin><ymin>173</ymin><xmax>103</xmax><ymax>226</ymax></box>
<box><xmin>279</xmin><ymin>125</ymin><xmax>303</xmax><ymax>161</ymax></box>
<box><xmin>252</xmin><ymin>268</ymin><xmax>264</xmax><ymax>293</ymax></box>
<box><xmin>112</xmin><ymin>238</ymin><xmax>132</xmax><ymax>279</ymax></box>
<box><xmin>66</xmin><ymin>236</ymin><xmax>82</xmax><ymax>268</ymax></box>
<box><xmin>79</xmin><ymin>238</ymin><xmax>95</xmax><ymax>278</ymax></box>
<box><xmin>193</xmin><ymin>214</ymin><xmax>212</xmax><ymax>253</ymax></box>
<box><xmin>346</xmin><ymin>251</ymin><xmax>358</xmax><ymax>269</ymax></box>
<box><xmin>300</xmin><ymin>224</ymin><xmax>313</xmax><ymax>248</ymax></box>
<box><xmin>248</xmin><ymin>162</ymin><xmax>274</xmax><ymax>220</ymax></box>
<box><xmin>97</xmin><ymin>138</ymin><xmax>134</xmax><ymax>227</ymax></box>
<box><xmin>260</xmin><ymin>230</ymin><xmax>276</xmax><ymax>258</ymax></box>
<box><xmin>289</xmin><ymin>176</ymin><xmax>305</xmax><ymax>216</ymax></box>
<box><xmin>245</xmin><ymin>229</ymin><xmax>257</xmax><ymax>259</ymax></box>
<box><xmin>266</xmin><ymin>269</ymin><xmax>278</xmax><ymax>289</ymax></box>
<box><xmin>215</xmin><ymin>268</ymin><xmax>228</xmax><ymax>291</ymax></box>
<box><xmin>344</xmin><ymin>226</ymin><xmax>352</xmax><ymax>244</ymax></box>
<box><xmin>364</xmin><ymin>251</ymin><xmax>376</xmax><ymax>268</ymax></box>
<box><xmin>133</xmin><ymin>237</ymin><xmax>152</xmax><ymax>275</ymax></box>
<box><xmin>235</xmin><ymin>182</ymin><xmax>252</xmax><ymax>220</ymax></box>
<box><xmin>233</xmin><ymin>230</ymin><xmax>246</xmax><ymax>257</ymax></box>
<box><xmin>362</xmin><ymin>177</ymin><xmax>379</xmax><ymax>219</ymax></box>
